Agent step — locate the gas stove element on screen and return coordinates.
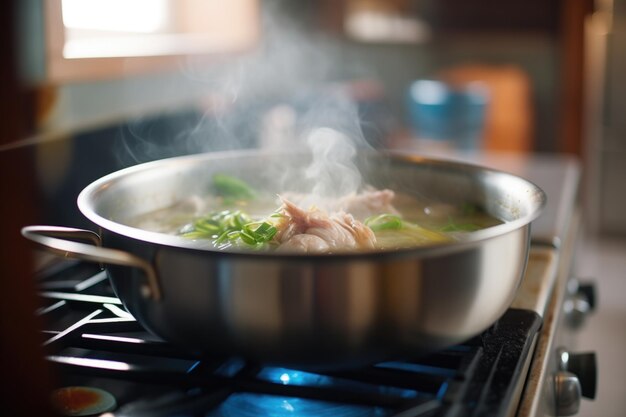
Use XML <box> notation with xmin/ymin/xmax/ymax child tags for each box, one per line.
<box><xmin>29</xmin><ymin>151</ymin><xmax>593</xmax><ymax>417</ymax></box>
<box><xmin>37</xmin><ymin>258</ymin><xmax>541</xmax><ymax>417</ymax></box>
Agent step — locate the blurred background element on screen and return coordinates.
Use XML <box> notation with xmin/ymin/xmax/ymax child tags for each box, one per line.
<box><xmin>1</xmin><ymin>0</ymin><xmax>624</xmax><ymax>416</ymax></box>
<box><xmin>4</xmin><ymin>0</ymin><xmax>624</xmax><ymax>231</ymax></box>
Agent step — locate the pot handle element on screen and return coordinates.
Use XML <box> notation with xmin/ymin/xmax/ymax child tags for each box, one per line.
<box><xmin>21</xmin><ymin>225</ymin><xmax>162</xmax><ymax>300</ymax></box>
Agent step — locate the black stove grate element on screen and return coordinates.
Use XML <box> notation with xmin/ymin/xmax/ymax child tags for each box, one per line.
<box><xmin>36</xmin><ymin>260</ymin><xmax>541</xmax><ymax>417</ymax></box>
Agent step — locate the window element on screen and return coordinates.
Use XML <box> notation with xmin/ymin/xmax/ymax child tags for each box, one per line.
<box><xmin>45</xmin><ymin>0</ymin><xmax>259</xmax><ymax>81</ymax></box>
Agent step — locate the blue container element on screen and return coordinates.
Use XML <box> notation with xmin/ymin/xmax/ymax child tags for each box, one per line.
<box><xmin>406</xmin><ymin>80</ymin><xmax>489</xmax><ymax>150</ymax></box>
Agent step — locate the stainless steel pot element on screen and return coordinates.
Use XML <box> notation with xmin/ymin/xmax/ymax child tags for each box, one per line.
<box><xmin>22</xmin><ymin>150</ymin><xmax>546</xmax><ymax>368</ymax></box>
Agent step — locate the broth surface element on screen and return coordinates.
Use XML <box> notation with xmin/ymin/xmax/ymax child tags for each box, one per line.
<box><xmin>128</xmin><ymin>183</ymin><xmax>502</xmax><ymax>252</ymax></box>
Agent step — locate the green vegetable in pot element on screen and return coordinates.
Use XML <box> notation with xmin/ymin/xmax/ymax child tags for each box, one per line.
<box><xmin>364</xmin><ymin>213</ymin><xmax>404</xmax><ymax>231</ymax></box>
<box><xmin>180</xmin><ymin>209</ymin><xmax>277</xmax><ymax>249</ymax></box>
<box><xmin>212</xmin><ymin>174</ymin><xmax>255</xmax><ymax>201</ymax></box>
<box><xmin>366</xmin><ymin>213</ymin><xmax>451</xmax><ymax>249</ymax></box>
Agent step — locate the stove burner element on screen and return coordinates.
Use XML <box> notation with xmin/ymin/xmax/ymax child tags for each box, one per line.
<box><xmin>36</xmin><ymin>261</ymin><xmax>541</xmax><ymax>417</ymax></box>
<box><xmin>50</xmin><ymin>386</ymin><xmax>116</xmax><ymax>416</ymax></box>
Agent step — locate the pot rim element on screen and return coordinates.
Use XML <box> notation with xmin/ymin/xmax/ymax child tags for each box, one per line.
<box><xmin>77</xmin><ymin>149</ymin><xmax>546</xmax><ymax>261</ymax></box>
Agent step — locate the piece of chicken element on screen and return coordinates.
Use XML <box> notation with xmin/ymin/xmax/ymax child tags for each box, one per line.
<box><xmin>336</xmin><ymin>189</ymin><xmax>399</xmax><ymax>221</ymax></box>
<box><xmin>275</xmin><ymin>197</ymin><xmax>376</xmax><ymax>253</ymax></box>
<box><xmin>276</xmin><ymin>234</ymin><xmax>330</xmax><ymax>253</ymax></box>
<box><xmin>279</xmin><ymin>188</ymin><xmax>399</xmax><ymax>222</ymax></box>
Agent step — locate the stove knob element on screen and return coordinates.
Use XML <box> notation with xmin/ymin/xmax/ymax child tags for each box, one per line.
<box><xmin>554</xmin><ymin>371</ymin><xmax>581</xmax><ymax>416</ymax></box>
<box><xmin>564</xmin><ymin>280</ymin><xmax>596</xmax><ymax>329</ymax></box>
<box><xmin>577</xmin><ymin>283</ymin><xmax>596</xmax><ymax>311</ymax></box>
<box><xmin>558</xmin><ymin>348</ymin><xmax>598</xmax><ymax>399</ymax></box>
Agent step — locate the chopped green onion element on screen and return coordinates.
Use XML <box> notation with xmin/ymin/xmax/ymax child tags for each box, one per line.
<box><xmin>215</xmin><ymin>230</ymin><xmax>231</xmax><ymax>244</ymax></box>
<box><xmin>365</xmin><ymin>213</ymin><xmax>404</xmax><ymax>231</ymax></box>
<box><xmin>180</xmin><ymin>209</ymin><xmax>278</xmax><ymax>248</ymax></box>
<box><xmin>239</xmin><ymin>231</ymin><xmax>257</xmax><ymax>245</ymax></box>
<box><xmin>247</xmin><ymin>222</ymin><xmax>278</xmax><ymax>242</ymax></box>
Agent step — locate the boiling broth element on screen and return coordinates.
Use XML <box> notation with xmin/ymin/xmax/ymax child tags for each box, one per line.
<box><xmin>128</xmin><ymin>189</ymin><xmax>502</xmax><ymax>252</ymax></box>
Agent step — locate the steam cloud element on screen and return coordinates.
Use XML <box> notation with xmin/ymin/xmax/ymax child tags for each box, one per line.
<box><xmin>306</xmin><ymin>128</ymin><xmax>360</xmax><ymax>199</ymax></box>
<box><xmin>117</xmin><ymin>0</ymin><xmax>377</xmax><ymax>202</ymax></box>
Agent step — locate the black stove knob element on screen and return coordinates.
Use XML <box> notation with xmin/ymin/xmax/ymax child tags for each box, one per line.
<box><xmin>557</xmin><ymin>347</ymin><xmax>598</xmax><ymax>400</ymax></box>
<box><xmin>564</xmin><ymin>280</ymin><xmax>597</xmax><ymax>329</ymax></box>
<box><xmin>567</xmin><ymin>352</ymin><xmax>597</xmax><ymax>399</ymax></box>
<box><xmin>577</xmin><ymin>283</ymin><xmax>596</xmax><ymax>311</ymax></box>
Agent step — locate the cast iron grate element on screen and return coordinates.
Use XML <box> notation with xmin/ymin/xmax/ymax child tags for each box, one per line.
<box><xmin>36</xmin><ymin>261</ymin><xmax>541</xmax><ymax>417</ymax></box>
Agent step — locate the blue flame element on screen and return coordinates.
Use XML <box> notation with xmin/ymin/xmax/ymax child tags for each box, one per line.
<box><xmin>258</xmin><ymin>368</ymin><xmax>333</xmax><ymax>387</ymax></box>
<box><xmin>279</xmin><ymin>373</ymin><xmax>291</xmax><ymax>384</ymax></box>
<box><xmin>205</xmin><ymin>393</ymin><xmax>388</xmax><ymax>417</ymax></box>
<box><xmin>257</xmin><ymin>366</ymin><xmax>417</xmax><ymax>398</ymax></box>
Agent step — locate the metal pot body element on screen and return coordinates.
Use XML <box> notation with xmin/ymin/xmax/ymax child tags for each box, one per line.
<box><xmin>104</xmin><ymin>225</ymin><xmax>530</xmax><ymax>366</ymax></box>
<box><xmin>25</xmin><ymin>150</ymin><xmax>545</xmax><ymax>367</ymax></box>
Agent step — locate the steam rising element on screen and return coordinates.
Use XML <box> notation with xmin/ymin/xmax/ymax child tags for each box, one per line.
<box><xmin>306</xmin><ymin>128</ymin><xmax>360</xmax><ymax>199</ymax></box>
<box><xmin>118</xmin><ymin>0</ymin><xmax>377</xmax><ymax>203</ymax></box>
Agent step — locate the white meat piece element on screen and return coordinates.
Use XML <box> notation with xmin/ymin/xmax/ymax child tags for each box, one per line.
<box><xmin>275</xmin><ymin>197</ymin><xmax>376</xmax><ymax>253</ymax></box>
<box><xmin>275</xmin><ymin>234</ymin><xmax>330</xmax><ymax>253</ymax></box>
<box><xmin>337</xmin><ymin>189</ymin><xmax>399</xmax><ymax>220</ymax></box>
<box><xmin>278</xmin><ymin>188</ymin><xmax>399</xmax><ymax>221</ymax></box>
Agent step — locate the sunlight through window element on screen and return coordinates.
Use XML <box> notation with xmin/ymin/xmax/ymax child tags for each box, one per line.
<box><xmin>62</xmin><ymin>0</ymin><xmax>169</xmax><ymax>33</ymax></box>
